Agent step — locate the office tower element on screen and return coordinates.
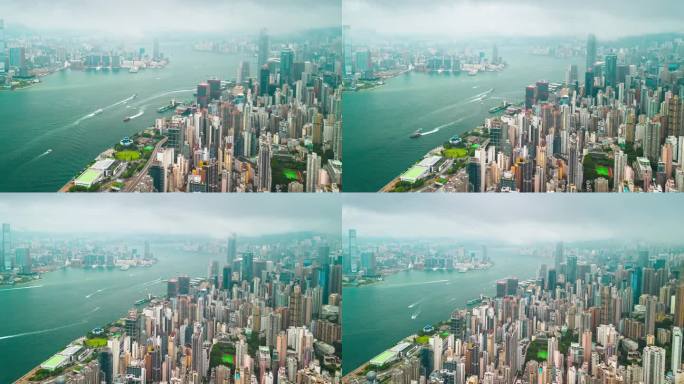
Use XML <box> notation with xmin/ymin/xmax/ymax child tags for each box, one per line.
<box><xmin>222</xmin><ymin>266</ymin><xmax>232</xmax><ymax>291</ymax></box>
<box><xmin>605</xmin><ymin>54</ymin><xmax>617</xmax><ymax>88</ymax></box>
<box><xmin>555</xmin><ymin>242</ymin><xmax>563</xmax><ymax>271</ymax></box>
<box><xmin>258</xmin><ymin>28</ymin><xmax>269</xmax><ymax>68</ymax></box>
<box><xmin>467</xmin><ymin>158</ymin><xmax>482</xmax><ymax>192</ymax></box>
<box><xmin>279</xmin><ymin>48</ymin><xmax>294</xmax><ymax>86</ymax></box>
<box><xmin>586</xmin><ymin>34</ymin><xmax>597</xmax><ymax>70</ymax></box>
<box><xmin>257</xmin><ymin>134</ymin><xmax>272</xmax><ymax>192</ymax></box>
<box><xmin>431</xmin><ymin>334</ymin><xmax>443</xmax><ymax>372</ymax></box>
<box><xmin>259</xmin><ymin>66</ymin><xmax>270</xmax><ymax>96</ymax></box>
<box><xmin>525</xmin><ymin>85</ymin><xmax>536</xmax><ymax>109</ymax></box>
<box><xmin>197</xmin><ymin>83</ymin><xmax>209</xmax><ymax>108</ymax></box>
<box><xmin>99</xmin><ymin>347</ymin><xmax>114</xmax><ymax>384</ymax></box>
<box><xmin>306</xmin><ymin>152</ymin><xmax>320</xmax><ymax>192</ymax></box>
<box><xmin>674</xmin><ymin>327</ymin><xmax>683</xmax><ymax>373</ymax></box>
<box><xmin>643</xmin><ymin>346</ymin><xmax>666</xmax><ymax>384</ymax></box>
<box><xmin>149</xmin><ymin>162</ymin><xmax>166</xmax><ymax>192</ymax></box>
<box><xmin>536</xmin><ymin>81</ymin><xmax>549</xmax><ymax>102</ymax></box>
<box><xmin>178</xmin><ymin>275</ymin><xmax>190</xmax><ymax>295</ymax></box>
<box><xmin>2</xmin><ymin>223</ymin><xmax>10</xmax><ymax>271</ymax></box>
<box><xmin>238</xmin><ymin>60</ymin><xmax>250</xmax><ymax>83</ymax></box>
<box><xmin>567</xmin><ymin>255</ymin><xmax>577</xmax><ymax>284</ymax></box>
<box><xmin>167</xmin><ymin>278</ymin><xmax>179</xmax><ymax>298</ymax></box>
<box><xmin>208</xmin><ymin>79</ymin><xmax>221</xmax><ymax>101</ymax></box>
<box><xmin>227</xmin><ymin>233</ymin><xmax>237</xmax><ymax>264</ymax></box>
<box><xmin>242</xmin><ymin>252</ymin><xmax>254</xmax><ymax>283</ymax></box>
<box><xmin>14</xmin><ymin>248</ymin><xmax>31</xmax><ymax>274</ymax></box>
<box><xmin>9</xmin><ymin>47</ymin><xmax>25</xmax><ymax>69</ymax></box>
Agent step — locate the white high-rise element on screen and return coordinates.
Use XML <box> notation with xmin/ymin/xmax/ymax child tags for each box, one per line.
<box><xmin>306</xmin><ymin>152</ymin><xmax>320</xmax><ymax>192</ymax></box>
<box><xmin>674</xmin><ymin>327</ymin><xmax>683</xmax><ymax>374</ymax></box>
<box><xmin>643</xmin><ymin>346</ymin><xmax>666</xmax><ymax>384</ymax></box>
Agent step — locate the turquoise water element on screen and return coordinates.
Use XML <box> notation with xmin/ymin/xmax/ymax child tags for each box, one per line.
<box><xmin>0</xmin><ymin>244</ymin><xmax>219</xmax><ymax>383</ymax></box>
<box><xmin>342</xmin><ymin>249</ymin><xmax>544</xmax><ymax>373</ymax></box>
<box><xmin>0</xmin><ymin>45</ymin><xmax>251</xmax><ymax>191</ymax></box>
<box><xmin>343</xmin><ymin>49</ymin><xmax>580</xmax><ymax>191</ymax></box>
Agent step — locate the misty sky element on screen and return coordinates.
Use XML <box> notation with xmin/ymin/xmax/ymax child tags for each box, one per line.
<box><xmin>344</xmin><ymin>0</ymin><xmax>684</xmax><ymax>40</ymax></box>
<box><xmin>0</xmin><ymin>195</ymin><xmax>340</xmax><ymax>237</ymax></box>
<box><xmin>343</xmin><ymin>194</ymin><xmax>684</xmax><ymax>244</ymax></box>
<box><xmin>1</xmin><ymin>0</ymin><xmax>340</xmax><ymax>37</ymax></box>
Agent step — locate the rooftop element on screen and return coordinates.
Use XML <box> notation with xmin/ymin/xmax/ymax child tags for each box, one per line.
<box><xmin>400</xmin><ymin>165</ymin><xmax>428</xmax><ymax>182</ymax></box>
<box><xmin>41</xmin><ymin>354</ymin><xmax>67</xmax><ymax>371</ymax></box>
<box><xmin>75</xmin><ymin>169</ymin><xmax>103</xmax><ymax>187</ymax></box>
<box><xmin>369</xmin><ymin>350</ymin><xmax>397</xmax><ymax>366</ymax></box>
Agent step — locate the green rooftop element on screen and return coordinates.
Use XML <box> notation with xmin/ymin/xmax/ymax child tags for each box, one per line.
<box><xmin>75</xmin><ymin>169</ymin><xmax>102</xmax><ymax>186</ymax></box>
<box><xmin>42</xmin><ymin>354</ymin><xmax>67</xmax><ymax>371</ymax></box>
<box><xmin>400</xmin><ymin>165</ymin><xmax>428</xmax><ymax>182</ymax></box>
<box><xmin>369</xmin><ymin>350</ymin><xmax>397</xmax><ymax>366</ymax></box>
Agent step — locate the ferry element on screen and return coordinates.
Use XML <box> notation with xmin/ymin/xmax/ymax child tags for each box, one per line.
<box><xmin>488</xmin><ymin>102</ymin><xmax>511</xmax><ymax>114</ymax></box>
<box><xmin>129</xmin><ymin>66</ymin><xmax>139</xmax><ymax>74</ymax></box>
<box><xmin>410</xmin><ymin>129</ymin><xmax>423</xmax><ymax>138</ymax></box>
<box><xmin>158</xmin><ymin>100</ymin><xmax>181</xmax><ymax>113</ymax></box>
<box><xmin>467</xmin><ymin>69</ymin><xmax>478</xmax><ymax>76</ymax></box>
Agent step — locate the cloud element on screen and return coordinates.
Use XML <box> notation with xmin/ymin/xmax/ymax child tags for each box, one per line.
<box><xmin>2</xmin><ymin>0</ymin><xmax>341</xmax><ymax>37</ymax></box>
<box><xmin>0</xmin><ymin>194</ymin><xmax>341</xmax><ymax>238</ymax></box>
<box><xmin>342</xmin><ymin>194</ymin><xmax>684</xmax><ymax>245</ymax></box>
<box><xmin>343</xmin><ymin>0</ymin><xmax>684</xmax><ymax>40</ymax></box>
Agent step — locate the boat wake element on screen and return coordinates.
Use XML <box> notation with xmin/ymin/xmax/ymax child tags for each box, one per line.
<box><xmin>0</xmin><ymin>320</ymin><xmax>88</xmax><ymax>341</ymax></box>
<box><xmin>133</xmin><ymin>89</ymin><xmax>193</xmax><ymax>106</ymax></box>
<box><xmin>85</xmin><ymin>288</ymin><xmax>105</xmax><ymax>299</ymax></box>
<box><xmin>407</xmin><ymin>299</ymin><xmax>423</xmax><ymax>309</ymax></box>
<box><xmin>385</xmin><ymin>279</ymin><xmax>449</xmax><ymax>288</ymax></box>
<box><xmin>417</xmin><ymin>118</ymin><xmax>466</xmax><ymax>137</ymax></box>
<box><xmin>466</xmin><ymin>88</ymin><xmax>494</xmax><ymax>103</ymax></box>
<box><xmin>88</xmin><ymin>306</ymin><xmax>101</xmax><ymax>314</ymax></box>
<box><xmin>129</xmin><ymin>110</ymin><xmax>144</xmax><ymax>120</ymax></box>
<box><xmin>0</xmin><ymin>285</ymin><xmax>44</xmax><ymax>293</ymax></box>
<box><xmin>141</xmin><ymin>277</ymin><xmax>162</xmax><ymax>287</ymax></box>
<box><xmin>411</xmin><ymin>310</ymin><xmax>421</xmax><ymax>320</ymax></box>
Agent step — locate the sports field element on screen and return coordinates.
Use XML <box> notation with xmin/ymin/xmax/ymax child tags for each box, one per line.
<box><xmin>283</xmin><ymin>168</ymin><xmax>299</xmax><ymax>180</ymax></box>
<box><xmin>115</xmin><ymin>150</ymin><xmax>141</xmax><ymax>161</ymax></box>
<box><xmin>596</xmin><ymin>165</ymin><xmax>609</xmax><ymax>177</ymax></box>
<box><xmin>443</xmin><ymin>148</ymin><xmax>468</xmax><ymax>158</ymax></box>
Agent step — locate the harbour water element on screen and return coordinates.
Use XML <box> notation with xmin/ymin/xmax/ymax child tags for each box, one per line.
<box><xmin>342</xmin><ymin>249</ymin><xmax>544</xmax><ymax>373</ymax></box>
<box><xmin>343</xmin><ymin>48</ymin><xmax>580</xmax><ymax>192</ymax></box>
<box><xmin>0</xmin><ymin>45</ymin><xmax>251</xmax><ymax>191</ymax></box>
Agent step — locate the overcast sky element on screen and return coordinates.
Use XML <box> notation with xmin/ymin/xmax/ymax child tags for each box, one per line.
<box><xmin>2</xmin><ymin>0</ymin><xmax>340</xmax><ymax>37</ymax></box>
<box><xmin>343</xmin><ymin>195</ymin><xmax>683</xmax><ymax>245</ymax></box>
<box><xmin>0</xmin><ymin>195</ymin><xmax>340</xmax><ymax>238</ymax></box>
<box><xmin>344</xmin><ymin>0</ymin><xmax>684</xmax><ymax>40</ymax></box>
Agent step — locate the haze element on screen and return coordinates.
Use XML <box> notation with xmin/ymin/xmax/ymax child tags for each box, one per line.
<box><xmin>344</xmin><ymin>0</ymin><xmax>684</xmax><ymax>40</ymax></box>
<box><xmin>0</xmin><ymin>195</ymin><xmax>341</xmax><ymax>237</ymax></box>
<box><xmin>2</xmin><ymin>0</ymin><xmax>341</xmax><ymax>37</ymax></box>
<box><xmin>343</xmin><ymin>195</ymin><xmax>684</xmax><ymax>245</ymax></box>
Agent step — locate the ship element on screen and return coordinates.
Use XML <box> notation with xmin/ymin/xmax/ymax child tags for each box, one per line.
<box><xmin>410</xmin><ymin>129</ymin><xmax>423</xmax><ymax>138</ymax></box>
<box><xmin>123</xmin><ymin>116</ymin><xmax>131</xmax><ymax>122</ymax></box>
<box><xmin>129</xmin><ymin>66</ymin><xmax>139</xmax><ymax>73</ymax></box>
<box><xmin>488</xmin><ymin>101</ymin><xmax>511</xmax><ymax>114</ymax></box>
<box><xmin>119</xmin><ymin>265</ymin><xmax>130</xmax><ymax>271</ymax></box>
<box><xmin>157</xmin><ymin>100</ymin><xmax>181</xmax><ymax>113</ymax></box>
<box><xmin>466</xmin><ymin>297</ymin><xmax>483</xmax><ymax>307</ymax></box>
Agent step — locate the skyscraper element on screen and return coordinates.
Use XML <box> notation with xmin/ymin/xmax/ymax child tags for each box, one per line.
<box><xmin>673</xmin><ymin>327</ymin><xmax>682</xmax><ymax>374</ymax></box>
<box><xmin>279</xmin><ymin>48</ymin><xmax>294</xmax><ymax>86</ymax></box>
<box><xmin>257</xmin><ymin>134</ymin><xmax>272</xmax><ymax>192</ymax></box>
<box><xmin>2</xmin><ymin>223</ymin><xmax>10</xmax><ymax>271</ymax></box>
<box><xmin>227</xmin><ymin>233</ymin><xmax>237</xmax><ymax>264</ymax></box>
<box><xmin>643</xmin><ymin>346</ymin><xmax>666</xmax><ymax>384</ymax></box>
<box><xmin>258</xmin><ymin>28</ymin><xmax>269</xmax><ymax>69</ymax></box>
<box><xmin>605</xmin><ymin>53</ymin><xmax>617</xmax><ymax>88</ymax></box>
<box><xmin>586</xmin><ymin>34</ymin><xmax>597</xmax><ymax>71</ymax></box>
<box><xmin>306</xmin><ymin>152</ymin><xmax>320</xmax><ymax>192</ymax></box>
